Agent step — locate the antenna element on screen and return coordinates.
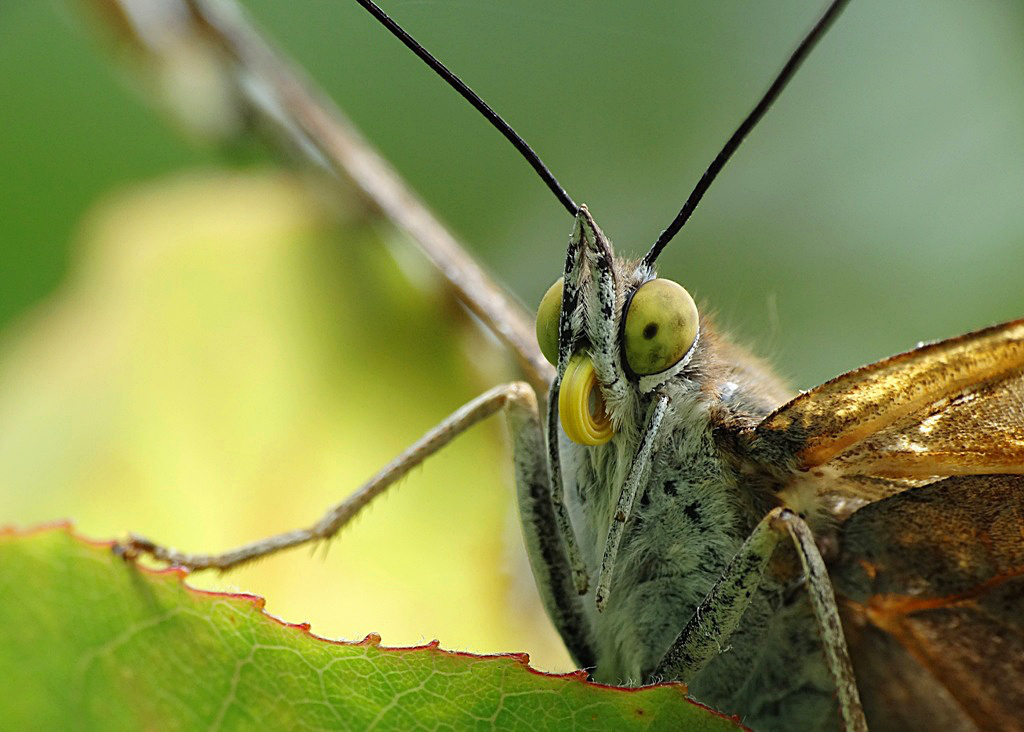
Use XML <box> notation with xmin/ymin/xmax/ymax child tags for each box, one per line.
<box><xmin>355</xmin><ymin>0</ymin><xmax>851</xmax><ymax>256</ymax></box>
<box><xmin>643</xmin><ymin>0</ymin><xmax>851</xmax><ymax>266</ymax></box>
<box><xmin>353</xmin><ymin>0</ymin><xmax>579</xmax><ymax>216</ymax></box>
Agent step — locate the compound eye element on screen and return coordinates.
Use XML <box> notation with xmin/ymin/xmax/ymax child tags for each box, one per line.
<box><xmin>535</xmin><ymin>278</ymin><xmax>564</xmax><ymax>366</ymax></box>
<box><xmin>623</xmin><ymin>279</ymin><xmax>699</xmax><ymax>376</ymax></box>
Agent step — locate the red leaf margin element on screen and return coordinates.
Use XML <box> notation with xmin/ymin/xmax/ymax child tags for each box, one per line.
<box><xmin>0</xmin><ymin>521</ymin><xmax>746</xmax><ymax>729</ymax></box>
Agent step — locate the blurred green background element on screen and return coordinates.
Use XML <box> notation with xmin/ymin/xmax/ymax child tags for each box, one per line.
<box><xmin>1</xmin><ymin>0</ymin><xmax>1022</xmax><ymax>675</ymax></box>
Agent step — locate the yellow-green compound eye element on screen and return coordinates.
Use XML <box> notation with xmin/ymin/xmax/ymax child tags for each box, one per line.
<box><xmin>623</xmin><ymin>279</ymin><xmax>699</xmax><ymax>376</ymax></box>
<box><xmin>535</xmin><ymin>277</ymin><xmax>564</xmax><ymax>366</ymax></box>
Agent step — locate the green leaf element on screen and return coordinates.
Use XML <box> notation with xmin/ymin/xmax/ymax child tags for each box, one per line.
<box><xmin>0</xmin><ymin>527</ymin><xmax>741</xmax><ymax>731</ymax></box>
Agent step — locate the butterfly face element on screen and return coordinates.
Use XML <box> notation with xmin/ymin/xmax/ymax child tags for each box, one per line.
<box><xmin>534</xmin><ymin>208</ymin><xmax>702</xmax><ymax>445</ymax></box>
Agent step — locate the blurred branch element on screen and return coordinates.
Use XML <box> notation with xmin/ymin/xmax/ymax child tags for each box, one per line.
<box><xmin>83</xmin><ymin>0</ymin><xmax>554</xmax><ymax>392</ymax></box>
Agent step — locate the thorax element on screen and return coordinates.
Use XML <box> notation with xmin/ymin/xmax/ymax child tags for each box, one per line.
<box><xmin>562</xmin><ymin>386</ymin><xmax>764</xmax><ymax>682</ymax></box>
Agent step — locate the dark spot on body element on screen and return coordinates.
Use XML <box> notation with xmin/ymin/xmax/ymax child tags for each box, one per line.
<box><xmin>643</xmin><ymin>323</ymin><xmax>658</xmax><ymax>339</ymax></box>
<box><xmin>683</xmin><ymin>500</ymin><xmax>701</xmax><ymax>524</ymax></box>
<box><xmin>663</xmin><ymin>480</ymin><xmax>678</xmax><ymax>496</ymax></box>
<box><xmin>640</xmin><ymin>488</ymin><xmax>651</xmax><ymax>507</ymax></box>
<box><xmin>699</xmin><ymin>546</ymin><xmax>720</xmax><ymax>569</ymax></box>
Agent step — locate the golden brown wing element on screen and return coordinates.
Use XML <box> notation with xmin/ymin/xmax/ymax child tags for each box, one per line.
<box><xmin>745</xmin><ymin>320</ymin><xmax>1024</xmax><ymax>728</ymax></box>
<box><xmin>756</xmin><ymin>318</ymin><xmax>1024</xmax><ymax>470</ymax></box>
<box><xmin>831</xmin><ymin>474</ymin><xmax>1024</xmax><ymax>732</ymax></box>
<box><xmin>749</xmin><ymin>319</ymin><xmax>1024</xmax><ymax>513</ymax></box>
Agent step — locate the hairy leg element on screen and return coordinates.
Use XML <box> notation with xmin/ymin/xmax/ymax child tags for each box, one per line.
<box><xmin>594</xmin><ymin>394</ymin><xmax>670</xmax><ymax>610</ymax></box>
<box><xmin>120</xmin><ymin>382</ymin><xmax>536</xmax><ymax>571</ymax></box>
<box><xmin>508</xmin><ymin>385</ymin><xmax>594</xmax><ymax>669</ymax></box>
<box><xmin>653</xmin><ymin>507</ymin><xmax>866</xmax><ymax>732</ymax></box>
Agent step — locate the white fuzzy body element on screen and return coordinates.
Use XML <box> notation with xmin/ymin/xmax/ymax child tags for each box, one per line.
<box><xmin>558</xmin><ymin>377</ymin><xmax>838</xmax><ymax>730</ymax></box>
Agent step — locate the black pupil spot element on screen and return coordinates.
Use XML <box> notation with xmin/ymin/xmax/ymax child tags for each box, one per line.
<box><xmin>643</xmin><ymin>323</ymin><xmax>658</xmax><ymax>340</ymax></box>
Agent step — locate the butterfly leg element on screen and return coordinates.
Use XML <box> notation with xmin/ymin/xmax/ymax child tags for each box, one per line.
<box><xmin>509</xmin><ymin>384</ymin><xmax>595</xmax><ymax>670</ymax></box>
<box><xmin>652</xmin><ymin>507</ymin><xmax>867</xmax><ymax>732</ymax></box>
<box><xmin>118</xmin><ymin>382</ymin><xmax>535</xmax><ymax>571</ymax></box>
<box><xmin>593</xmin><ymin>394</ymin><xmax>671</xmax><ymax>610</ymax></box>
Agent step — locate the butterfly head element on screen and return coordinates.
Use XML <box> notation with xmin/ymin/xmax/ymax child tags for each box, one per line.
<box><xmin>536</xmin><ymin>206</ymin><xmax>701</xmax><ymax>445</ymax></box>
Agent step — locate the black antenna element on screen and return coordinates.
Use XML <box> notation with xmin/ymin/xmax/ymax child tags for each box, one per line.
<box><xmin>353</xmin><ymin>0</ymin><xmax>579</xmax><ymax>216</ymax></box>
<box><xmin>643</xmin><ymin>0</ymin><xmax>851</xmax><ymax>266</ymax></box>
